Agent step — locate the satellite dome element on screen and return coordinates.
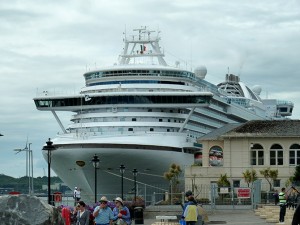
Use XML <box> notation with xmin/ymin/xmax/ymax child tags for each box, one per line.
<box><xmin>194</xmin><ymin>66</ymin><xmax>207</xmax><ymax>79</ymax></box>
<box><xmin>252</xmin><ymin>85</ymin><xmax>262</xmax><ymax>96</ymax></box>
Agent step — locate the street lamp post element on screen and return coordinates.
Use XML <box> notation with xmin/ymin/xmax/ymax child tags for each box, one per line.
<box><xmin>120</xmin><ymin>165</ymin><xmax>125</xmax><ymax>199</ymax></box>
<box><xmin>42</xmin><ymin>138</ymin><xmax>55</xmax><ymax>205</ymax></box>
<box><xmin>132</xmin><ymin>168</ymin><xmax>138</xmax><ymax>203</ymax></box>
<box><xmin>91</xmin><ymin>154</ymin><xmax>100</xmax><ymax>203</ymax></box>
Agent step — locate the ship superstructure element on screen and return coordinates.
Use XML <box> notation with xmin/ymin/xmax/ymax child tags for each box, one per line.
<box><xmin>34</xmin><ymin>26</ymin><xmax>293</xmax><ymax>199</ymax></box>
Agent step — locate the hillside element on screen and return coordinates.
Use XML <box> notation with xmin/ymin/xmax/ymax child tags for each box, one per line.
<box><xmin>0</xmin><ymin>174</ymin><xmax>65</xmax><ymax>194</ymax></box>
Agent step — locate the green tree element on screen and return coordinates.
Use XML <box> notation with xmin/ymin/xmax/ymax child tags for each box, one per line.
<box><xmin>242</xmin><ymin>169</ymin><xmax>258</xmax><ymax>187</ymax></box>
<box><xmin>259</xmin><ymin>168</ymin><xmax>278</xmax><ymax>191</ymax></box>
<box><xmin>217</xmin><ymin>174</ymin><xmax>230</xmax><ymax>201</ymax></box>
<box><xmin>217</xmin><ymin>173</ymin><xmax>230</xmax><ymax>187</ymax></box>
<box><xmin>292</xmin><ymin>165</ymin><xmax>300</xmax><ymax>184</ymax></box>
<box><xmin>163</xmin><ymin>163</ymin><xmax>182</xmax><ymax>193</ymax></box>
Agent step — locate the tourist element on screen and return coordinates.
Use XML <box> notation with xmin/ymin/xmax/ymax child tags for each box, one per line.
<box><xmin>292</xmin><ymin>204</ymin><xmax>300</xmax><ymax>225</ymax></box>
<box><xmin>73</xmin><ymin>187</ymin><xmax>81</xmax><ymax>205</ymax></box>
<box><xmin>76</xmin><ymin>201</ymin><xmax>90</xmax><ymax>225</ymax></box>
<box><xmin>288</xmin><ymin>190</ymin><xmax>298</xmax><ymax>210</ymax></box>
<box><xmin>71</xmin><ymin>204</ymin><xmax>80</xmax><ymax>225</ymax></box>
<box><xmin>61</xmin><ymin>206</ymin><xmax>71</xmax><ymax>225</ymax></box>
<box><xmin>183</xmin><ymin>196</ymin><xmax>198</xmax><ymax>225</ymax></box>
<box><xmin>273</xmin><ymin>190</ymin><xmax>279</xmax><ymax>205</ymax></box>
<box><xmin>112</xmin><ymin>197</ymin><xmax>131</xmax><ymax>225</ymax></box>
<box><xmin>182</xmin><ymin>190</ymin><xmax>197</xmax><ymax>211</ymax></box>
<box><xmin>278</xmin><ymin>187</ymin><xmax>287</xmax><ymax>223</ymax></box>
<box><xmin>93</xmin><ymin>196</ymin><xmax>114</xmax><ymax>225</ymax></box>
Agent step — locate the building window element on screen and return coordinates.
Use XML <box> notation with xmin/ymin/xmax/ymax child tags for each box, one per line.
<box><xmin>270</xmin><ymin>144</ymin><xmax>283</xmax><ymax>165</ymax></box>
<box><xmin>159</xmin><ymin>119</ymin><xmax>162</xmax><ymax>122</ymax></box>
<box><xmin>150</xmin><ymin>128</ymin><xmax>154</xmax><ymax>131</ymax></box>
<box><xmin>251</xmin><ymin>144</ymin><xmax>264</xmax><ymax>165</ymax></box>
<box><xmin>132</xmin><ymin>118</ymin><xmax>136</xmax><ymax>121</ymax></box>
<box><xmin>289</xmin><ymin>144</ymin><xmax>300</xmax><ymax>166</ymax></box>
<box><xmin>128</xmin><ymin>128</ymin><xmax>133</xmax><ymax>131</ymax></box>
<box><xmin>209</xmin><ymin>146</ymin><xmax>223</xmax><ymax>167</ymax></box>
<box><xmin>273</xmin><ymin>179</ymin><xmax>280</xmax><ymax>188</ymax></box>
<box><xmin>233</xmin><ymin>180</ymin><xmax>240</xmax><ymax>188</ymax></box>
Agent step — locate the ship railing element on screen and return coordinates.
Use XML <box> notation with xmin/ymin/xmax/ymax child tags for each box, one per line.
<box><xmin>276</xmin><ymin>99</ymin><xmax>294</xmax><ymax>106</ymax></box>
<box><xmin>36</xmin><ymin>86</ymin><xmax>213</xmax><ymax>98</ymax></box>
<box><xmin>35</xmin><ymin>89</ymin><xmax>83</xmax><ymax>97</ymax></box>
<box><xmin>57</xmin><ymin>131</ymin><xmax>188</xmax><ymax>139</ymax></box>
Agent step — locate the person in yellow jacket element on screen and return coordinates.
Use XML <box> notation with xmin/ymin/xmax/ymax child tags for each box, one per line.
<box><xmin>278</xmin><ymin>187</ymin><xmax>287</xmax><ymax>224</ymax></box>
<box><xmin>183</xmin><ymin>196</ymin><xmax>198</xmax><ymax>225</ymax></box>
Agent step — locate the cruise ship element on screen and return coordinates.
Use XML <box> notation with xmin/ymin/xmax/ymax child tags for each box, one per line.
<box><xmin>33</xmin><ymin>27</ymin><xmax>294</xmax><ymax>200</ymax></box>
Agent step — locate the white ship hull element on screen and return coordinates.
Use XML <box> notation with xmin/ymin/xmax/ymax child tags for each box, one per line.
<box><xmin>45</xmin><ymin>133</ymin><xmax>194</xmax><ymax>200</ymax></box>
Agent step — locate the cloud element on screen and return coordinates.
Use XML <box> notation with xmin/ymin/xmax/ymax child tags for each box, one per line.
<box><xmin>0</xmin><ymin>0</ymin><xmax>300</xmax><ymax>178</ymax></box>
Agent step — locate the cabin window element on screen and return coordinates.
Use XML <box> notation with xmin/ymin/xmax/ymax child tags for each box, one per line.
<box><xmin>279</xmin><ymin>107</ymin><xmax>287</xmax><ymax>112</ymax></box>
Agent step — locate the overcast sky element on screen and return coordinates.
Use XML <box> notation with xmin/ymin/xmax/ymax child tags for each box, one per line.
<box><xmin>0</xmin><ymin>0</ymin><xmax>300</xmax><ymax>178</ymax></box>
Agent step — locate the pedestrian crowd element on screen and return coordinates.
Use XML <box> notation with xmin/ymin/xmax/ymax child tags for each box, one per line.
<box><xmin>61</xmin><ymin>187</ymin><xmax>133</xmax><ymax>225</ymax></box>
<box><xmin>275</xmin><ymin>186</ymin><xmax>300</xmax><ymax>224</ymax></box>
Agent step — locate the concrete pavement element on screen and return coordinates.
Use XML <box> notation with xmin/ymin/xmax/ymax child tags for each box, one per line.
<box><xmin>140</xmin><ymin>208</ymin><xmax>280</xmax><ymax>225</ymax></box>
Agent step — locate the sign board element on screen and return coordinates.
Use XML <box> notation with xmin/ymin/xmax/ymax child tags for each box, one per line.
<box><xmin>237</xmin><ymin>188</ymin><xmax>251</xmax><ymax>198</ymax></box>
<box><xmin>219</xmin><ymin>187</ymin><xmax>229</xmax><ymax>194</ymax></box>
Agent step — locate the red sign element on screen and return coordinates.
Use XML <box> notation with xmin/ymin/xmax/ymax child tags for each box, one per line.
<box><xmin>237</xmin><ymin>188</ymin><xmax>251</xmax><ymax>198</ymax></box>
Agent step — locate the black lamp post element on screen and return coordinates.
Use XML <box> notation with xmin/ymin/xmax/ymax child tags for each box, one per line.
<box><xmin>120</xmin><ymin>164</ymin><xmax>125</xmax><ymax>199</ymax></box>
<box><xmin>132</xmin><ymin>168</ymin><xmax>138</xmax><ymax>203</ymax></box>
<box><xmin>91</xmin><ymin>154</ymin><xmax>100</xmax><ymax>203</ymax></box>
<box><xmin>42</xmin><ymin>138</ymin><xmax>55</xmax><ymax>205</ymax></box>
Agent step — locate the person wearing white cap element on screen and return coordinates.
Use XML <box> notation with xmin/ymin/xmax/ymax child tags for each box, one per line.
<box><xmin>112</xmin><ymin>197</ymin><xmax>131</xmax><ymax>225</ymax></box>
<box><xmin>93</xmin><ymin>196</ymin><xmax>114</xmax><ymax>225</ymax></box>
<box><xmin>73</xmin><ymin>187</ymin><xmax>81</xmax><ymax>206</ymax></box>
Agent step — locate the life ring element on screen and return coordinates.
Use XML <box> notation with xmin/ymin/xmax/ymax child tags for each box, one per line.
<box><xmin>54</xmin><ymin>192</ymin><xmax>62</xmax><ymax>202</ymax></box>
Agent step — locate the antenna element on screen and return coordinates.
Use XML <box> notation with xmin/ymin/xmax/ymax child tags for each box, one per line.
<box><xmin>190</xmin><ymin>41</ymin><xmax>193</xmax><ymax>71</ymax></box>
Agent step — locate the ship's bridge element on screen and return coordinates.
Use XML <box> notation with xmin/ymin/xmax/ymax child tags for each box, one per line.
<box><xmin>83</xmin><ymin>65</ymin><xmax>196</xmax><ymax>87</ymax></box>
<box><xmin>34</xmin><ymin>91</ymin><xmax>213</xmax><ymax>111</ymax></box>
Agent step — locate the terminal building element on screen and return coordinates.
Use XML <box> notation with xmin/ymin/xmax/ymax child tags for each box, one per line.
<box><xmin>185</xmin><ymin>120</ymin><xmax>300</xmax><ymax>193</ymax></box>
